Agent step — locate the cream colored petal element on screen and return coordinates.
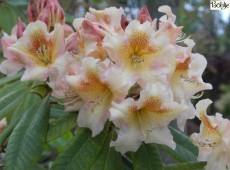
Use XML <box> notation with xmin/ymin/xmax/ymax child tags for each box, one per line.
<box><xmin>176</xmin><ymin>102</ymin><xmax>195</xmax><ymax>131</ymax></box>
<box><xmin>110</xmin><ymin>126</ymin><xmax>144</xmax><ymax>154</ymax></box>
<box><xmin>0</xmin><ymin>60</ymin><xmax>24</xmax><ymax>76</ymax></box>
<box><xmin>21</xmin><ymin>66</ymin><xmax>52</xmax><ymax>81</ymax></box>
<box><xmin>145</xmin><ymin>126</ymin><xmax>176</xmax><ymax>149</ymax></box>
<box><xmin>77</xmin><ymin>95</ymin><xmax>111</xmax><ymax>137</ymax></box>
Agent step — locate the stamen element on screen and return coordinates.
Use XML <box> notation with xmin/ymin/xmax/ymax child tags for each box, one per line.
<box><xmin>176</xmin><ymin>32</ymin><xmax>191</xmax><ymax>43</ymax></box>
<box><xmin>132</xmin><ymin>55</ymin><xmax>144</xmax><ymax>64</ymax></box>
<box><xmin>180</xmin><ymin>75</ymin><xmax>200</xmax><ymax>85</ymax></box>
<box><xmin>136</xmin><ymin>111</ymin><xmax>158</xmax><ymax>135</ymax></box>
<box><xmin>36</xmin><ymin>44</ymin><xmax>51</xmax><ymax>65</ymax></box>
<box><xmin>88</xmin><ymin>96</ymin><xmax>103</xmax><ymax>113</ymax></box>
<box><xmin>57</xmin><ymin>96</ymin><xmax>81</xmax><ymax>106</ymax></box>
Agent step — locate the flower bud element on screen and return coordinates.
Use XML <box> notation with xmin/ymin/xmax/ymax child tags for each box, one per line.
<box><xmin>16</xmin><ymin>18</ymin><xmax>26</xmax><ymax>39</ymax></box>
<box><xmin>137</xmin><ymin>6</ymin><xmax>152</xmax><ymax>24</ymax></box>
<box><xmin>26</xmin><ymin>0</ymin><xmax>37</xmax><ymax>22</ymax></box>
<box><xmin>37</xmin><ymin>0</ymin><xmax>48</xmax><ymax>14</ymax></box>
<box><xmin>38</xmin><ymin>0</ymin><xmax>65</xmax><ymax>31</ymax></box>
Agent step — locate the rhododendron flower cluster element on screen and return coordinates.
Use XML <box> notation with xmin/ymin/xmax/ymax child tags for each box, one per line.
<box><xmin>1</xmin><ymin>0</ymin><xmax>226</xmax><ymax>169</ymax></box>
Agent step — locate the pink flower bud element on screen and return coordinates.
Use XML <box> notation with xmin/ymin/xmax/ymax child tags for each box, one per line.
<box><xmin>26</xmin><ymin>0</ymin><xmax>37</xmax><ymax>22</ymax></box>
<box><xmin>38</xmin><ymin>0</ymin><xmax>65</xmax><ymax>31</ymax></box>
<box><xmin>16</xmin><ymin>18</ymin><xmax>26</xmax><ymax>39</ymax></box>
<box><xmin>121</xmin><ymin>14</ymin><xmax>130</xmax><ymax>30</ymax></box>
<box><xmin>137</xmin><ymin>6</ymin><xmax>152</xmax><ymax>24</ymax></box>
<box><xmin>62</xmin><ymin>24</ymin><xmax>74</xmax><ymax>37</ymax></box>
<box><xmin>37</xmin><ymin>0</ymin><xmax>48</xmax><ymax>14</ymax></box>
<box><xmin>82</xmin><ymin>20</ymin><xmax>106</xmax><ymax>41</ymax></box>
<box><xmin>65</xmin><ymin>33</ymin><xmax>78</xmax><ymax>52</ymax></box>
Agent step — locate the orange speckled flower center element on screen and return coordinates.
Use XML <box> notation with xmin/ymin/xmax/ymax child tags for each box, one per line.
<box><xmin>28</xmin><ymin>30</ymin><xmax>55</xmax><ymax>66</ymax></box>
<box><xmin>124</xmin><ymin>30</ymin><xmax>159</xmax><ymax>65</ymax></box>
<box><xmin>200</xmin><ymin>112</ymin><xmax>219</xmax><ymax>138</ymax></box>
<box><xmin>176</xmin><ymin>57</ymin><xmax>191</xmax><ymax>71</ymax></box>
<box><xmin>129</xmin><ymin>97</ymin><xmax>171</xmax><ymax>135</ymax></box>
<box><xmin>142</xmin><ymin>97</ymin><xmax>171</xmax><ymax>114</ymax></box>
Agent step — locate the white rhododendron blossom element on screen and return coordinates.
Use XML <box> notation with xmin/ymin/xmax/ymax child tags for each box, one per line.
<box><xmin>0</xmin><ymin>0</ymin><xmax>215</xmax><ymax>156</ymax></box>
<box><xmin>110</xmin><ymin>83</ymin><xmax>187</xmax><ymax>153</ymax></box>
<box><xmin>191</xmin><ymin>99</ymin><xmax>230</xmax><ymax>170</ymax></box>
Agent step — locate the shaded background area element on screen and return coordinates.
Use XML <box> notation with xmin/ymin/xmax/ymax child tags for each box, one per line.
<box><xmin>0</xmin><ymin>0</ymin><xmax>230</xmax><ymax>166</ymax></box>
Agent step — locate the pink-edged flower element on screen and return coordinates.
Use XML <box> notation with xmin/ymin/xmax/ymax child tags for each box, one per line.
<box><xmin>170</xmin><ymin>39</ymin><xmax>212</xmax><ymax>131</ymax></box>
<box><xmin>73</xmin><ymin>19</ymin><xmax>108</xmax><ymax>60</ymax></box>
<box><xmin>84</xmin><ymin>7</ymin><xmax>124</xmax><ymax>36</ymax></box>
<box><xmin>71</xmin><ymin>7</ymin><xmax>125</xmax><ymax>60</ymax></box>
<box><xmin>65</xmin><ymin>57</ymin><xmax>134</xmax><ymax>136</ymax></box>
<box><xmin>0</xmin><ymin>34</ymin><xmax>24</xmax><ymax>76</ymax></box>
<box><xmin>8</xmin><ymin>20</ymin><xmax>68</xmax><ymax>81</ymax></box>
<box><xmin>0</xmin><ymin>18</ymin><xmax>27</xmax><ymax>76</ymax></box>
<box><xmin>103</xmin><ymin>20</ymin><xmax>176</xmax><ymax>86</ymax></box>
<box><xmin>191</xmin><ymin>99</ymin><xmax>230</xmax><ymax>170</ymax></box>
<box><xmin>48</xmin><ymin>56</ymin><xmax>83</xmax><ymax>112</ymax></box>
<box><xmin>110</xmin><ymin>83</ymin><xmax>187</xmax><ymax>153</ymax></box>
<box><xmin>156</xmin><ymin>5</ymin><xmax>183</xmax><ymax>44</ymax></box>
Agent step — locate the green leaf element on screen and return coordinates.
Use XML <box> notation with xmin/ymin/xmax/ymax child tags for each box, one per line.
<box><xmin>0</xmin><ymin>72</ymin><xmax>23</xmax><ymax>87</ymax></box>
<box><xmin>160</xmin><ymin>127</ymin><xmax>198</xmax><ymax>163</ymax></box>
<box><xmin>133</xmin><ymin>144</ymin><xmax>164</xmax><ymax>170</ymax></box>
<box><xmin>0</xmin><ymin>2</ymin><xmax>18</xmax><ymax>33</ymax></box>
<box><xmin>0</xmin><ymin>93</ymin><xmax>40</xmax><ymax>146</ymax></box>
<box><xmin>0</xmin><ymin>90</ymin><xmax>28</xmax><ymax>121</ymax></box>
<box><xmin>52</xmin><ymin>123</ymin><xmax>112</xmax><ymax>170</ymax></box>
<box><xmin>4</xmin><ymin>96</ymin><xmax>50</xmax><ymax>170</ymax></box>
<box><xmin>46</xmin><ymin>113</ymin><xmax>77</xmax><ymax>142</ymax></box>
<box><xmin>0</xmin><ymin>80</ymin><xmax>30</xmax><ymax>97</ymax></box>
<box><xmin>90</xmin><ymin>129</ymin><xmax>123</xmax><ymax>170</ymax></box>
<box><xmin>164</xmin><ymin>162</ymin><xmax>206</xmax><ymax>170</ymax></box>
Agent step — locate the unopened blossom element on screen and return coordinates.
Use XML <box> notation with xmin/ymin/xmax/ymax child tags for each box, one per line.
<box><xmin>38</xmin><ymin>0</ymin><xmax>65</xmax><ymax>31</ymax></box>
<box><xmin>71</xmin><ymin>7</ymin><xmax>125</xmax><ymax>60</ymax></box>
<box><xmin>171</xmin><ymin>39</ymin><xmax>212</xmax><ymax>130</ymax></box>
<box><xmin>110</xmin><ymin>83</ymin><xmax>187</xmax><ymax>153</ymax></box>
<box><xmin>8</xmin><ymin>20</ymin><xmax>68</xmax><ymax>81</ymax></box>
<box><xmin>191</xmin><ymin>99</ymin><xmax>230</xmax><ymax>170</ymax></box>
<box><xmin>27</xmin><ymin>0</ymin><xmax>65</xmax><ymax>31</ymax></box>
<box><xmin>65</xmin><ymin>57</ymin><xmax>134</xmax><ymax>136</ymax></box>
<box><xmin>0</xmin><ymin>18</ymin><xmax>27</xmax><ymax>76</ymax></box>
<box><xmin>103</xmin><ymin>20</ymin><xmax>176</xmax><ymax>86</ymax></box>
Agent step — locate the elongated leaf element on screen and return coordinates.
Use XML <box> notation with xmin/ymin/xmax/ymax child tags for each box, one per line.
<box><xmin>0</xmin><ymin>72</ymin><xmax>22</xmax><ymax>87</ymax></box>
<box><xmin>46</xmin><ymin>113</ymin><xmax>77</xmax><ymax>141</ymax></box>
<box><xmin>4</xmin><ymin>96</ymin><xmax>50</xmax><ymax>170</ymax></box>
<box><xmin>0</xmin><ymin>93</ymin><xmax>40</xmax><ymax>145</ymax></box>
<box><xmin>160</xmin><ymin>127</ymin><xmax>198</xmax><ymax>162</ymax></box>
<box><xmin>0</xmin><ymin>80</ymin><xmax>30</xmax><ymax>97</ymax></box>
<box><xmin>0</xmin><ymin>91</ymin><xmax>28</xmax><ymax>121</ymax></box>
<box><xmin>90</xmin><ymin>130</ymin><xmax>123</xmax><ymax>170</ymax></box>
<box><xmin>133</xmin><ymin>144</ymin><xmax>163</xmax><ymax>170</ymax></box>
<box><xmin>52</xmin><ymin>123</ymin><xmax>111</xmax><ymax>170</ymax></box>
<box><xmin>164</xmin><ymin>162</ymin><xmax>206</xmax><ymax>170</ymax></box>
